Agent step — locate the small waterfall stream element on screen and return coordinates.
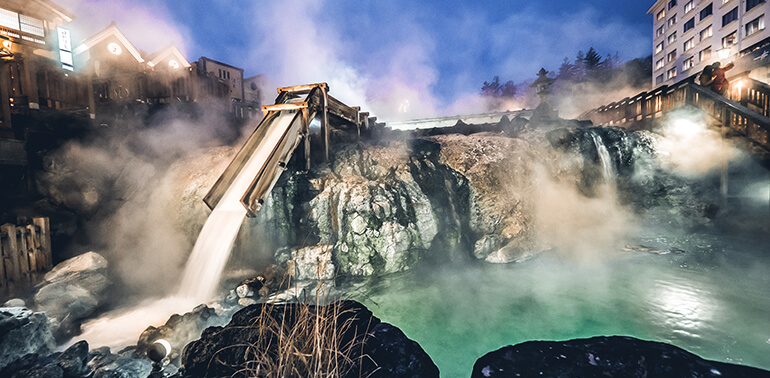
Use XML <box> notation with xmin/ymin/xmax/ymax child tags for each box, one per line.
<box><xmin>589</xmin><ymin>130</ymin><xmax>616</xmax><ymax>187</ymax></box>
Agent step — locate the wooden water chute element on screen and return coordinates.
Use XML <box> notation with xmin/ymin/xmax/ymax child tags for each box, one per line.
<box><xmin>203</xmin><ymin>83</ymin><xmax>369</xmax><ymax>218</ymax></box>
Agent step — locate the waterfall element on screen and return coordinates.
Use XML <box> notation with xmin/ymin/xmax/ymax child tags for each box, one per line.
<box><xmin>589</xmin><ymin>130</ymin><xmax>616</xmax><ymax>187</ymax></box>
<box><xmin>177</xmin><ymin>112</ymin><xmax>296</xmax><ymax>302</ymax></box>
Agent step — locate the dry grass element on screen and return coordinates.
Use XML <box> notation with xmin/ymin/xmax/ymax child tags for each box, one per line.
<box><xmin>212</xmin><ymin>256</ymin><xmax>376</xmax><ymax>378</ymax></box>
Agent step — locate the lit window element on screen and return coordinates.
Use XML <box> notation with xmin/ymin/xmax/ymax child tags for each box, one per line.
<box><xmin>668</xmin><ymin>15</ymin><xmax>678</xmax><ymax>27</ymax></box>
<box><xmin>657</xmin><ymin>25</ymin><xmax>665</xmax><ymax>37</ymax></box>
<box><xmin>722</xmin><ymin>31</ymin><xmax>737</xmax><ymax>47</ymax></box>
<box><xmin>683</xmin><ymin>56</ymin><xmax>694</xmax><ymax>70</ymax></box>
<box><xmin>669</xmin><ymin>0</ymin><xmax>678</xmax><ymax>9</ymax></box>
<box><xmin>700</xmin><ymin>25</ymin><xmax>713</xmax><ymax>41</ymax></box>
<box><xmin>657</xmin><ymin>42</ymin><xmax>665</xmax><ymax>53</ymax></box>
<box><xmin>667</xmin><ymin>67</ymin><xmax>677</xmax><ymax>80</ymax></box>
<box><xmin>0</xmin><ymin>8</ymin><xmax>20</xmax><ymax>30</ymax></box>
<box><xmin>684</xmin><ymin>17</ymin><xmax>695</xmax><ymax>32</ymax></box>
<box><xmin>745</xmin><ymin>15</ymin><xmax>765</xmax><ymax>36</ymax></box>
<box><xmin>723</xmin><ymin>7</ymin><xmax>738</xmax><ymax>26</ymax></box>
<box><xmin>658</xmin><ymin>9</ymin><xmax>666</xmax><ymax>21</ymax></box>
<box><xmin>656</xmin><ymin>58</ymin><xmax>665</xmax><ymax>69</ymax></box>
<box><xmin>656</xmin><ymin>74</ymin><xmax>665</xmax><ymax>84</ymax></box>
<box><xmin>700</xmin><ymin>46</ymin><xmax>712</xmax><ymax>62</ymax></box>
<box><xmin>684</xmin><ymin>0</ymin><xmax>694</xmax><ymax>13</ymax></box>
<box><xmin>747</xmin><ymin>0</ymin><xmax>764</xmax><ymax>11</ymax></box>
<box><xmin>107</xmin><ymin>42</ymin><xmax>122</xmax><ymax>55</ymax></box>
<box><xmin>19</xmin><ymin>15</ymin><xmax>44</xmax><ymax>37</ymax></box>
<box><xmin>684</xmin><ymin>37</ymin><xmax>695</xmax><ymax>51</ymax></box>
<box><xmin>668</xmin><ymin>49</ymin><xmax>678</xmax><ymax>62</ymax></box>
<box><xmin>700</xmin><ymin>4</ymin><xmax>713</xmax><ymax>20</ymax></box>
<box><xmin>668</xmin><ymin>32</ymin><xmax>677</xmax><ymax>44</ymax></box>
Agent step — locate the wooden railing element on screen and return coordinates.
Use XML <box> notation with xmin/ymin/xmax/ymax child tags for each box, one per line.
<box><xmin>580</xmin><ymin>74</ymin><xmax>770</xmax><ymax>154</ymax></box>
<box><xmin>0</xmin><ymin>218</ymin><xmax>52</xmax><ymax>291</ymax></box>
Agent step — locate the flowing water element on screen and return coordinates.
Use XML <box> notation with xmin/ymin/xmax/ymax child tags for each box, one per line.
<box><xmin>75</xmin><ymin>112</ymin><xmax>298</xmax><ymax>349</ymax></box>
<box><xmin>353</xmin><ymin>226</ymin><xmax>770</xmax><ymax>377</ymax></box>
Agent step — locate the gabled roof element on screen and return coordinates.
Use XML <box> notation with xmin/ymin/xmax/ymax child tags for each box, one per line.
<box><xmin>647</xmin><ymin>0</ymin><xmax>666</xmax><ymax>15</ymax></box>
<box><xmin>146</xmin><ymin>44</ymin><xmax>191</xmax><ymax>69</ymax></box>
<box><xmin>72</xmin><ymin>22</ymin><xmax>144</xmax><ymax>63</ymax></box>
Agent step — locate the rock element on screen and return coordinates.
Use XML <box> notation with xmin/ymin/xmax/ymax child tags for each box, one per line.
<box><xmin>0</xmin><ymin>307</ymin><xmax>56</xmax><ymax>371</ymax></box>
<box><xmin>473</xmin><ymin>235</ymin><xmax>501</xmax><ymax>259</ymax></box>
<box><xmin>56</xmin><ymin>340</ymin><xmax>89</xmax><ymax>377</ymax></box>
<box><xmin>44</xmin><ymin>252</ymin><xmax>108</xmax><ymax>282</ymax></box>
<box><xmin>137</xmin><ymin>304</ymin><xmax>223</xmax><ymax>365</ymax></box>
<box><xmin>34</xmin><ymin>282</ymin><xmax>99</xmax><ymax>321</ymax></box>
<box><xmin>181</xmin><ymin>300</ymin><xmax>437</xmax><ymax>378</ymax></box>
<box><xmin>471</xmin><ymin>336</ymin><xmax>770</xmax><ymax>378</ymax></box>
<box><xmin>237</xmin><ymin>298</ymin><xmax>257</xmax><ymax>307</ymax></box>
<box><xmin>92</xmin><ymin>357</ymin><xmax>152</xmax><ymax>378</ymax></box>
<box><xmin>3</xmin><ymin>299</ymin><xmax>25</xmax><ymax>308</ymax></box>
<box><xmin>358</xmin><ymin>322</ymin><xmax>440</xmax><ymax>377</ymax></box>
<box><xmin>235</xmin><ymin>284</ymin><xmax>253</xmax><ymax>298</ymax></box>
<box><xmin>292</xmin><ymin>245</ymin><xmax>334</xmax><ymax>280</ymax></box>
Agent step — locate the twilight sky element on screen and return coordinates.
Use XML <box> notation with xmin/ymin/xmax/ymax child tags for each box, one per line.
<box><xmin>57</xmin><ymin>0</ymin><xmax>655</xmax><ymax>119</ymax></box>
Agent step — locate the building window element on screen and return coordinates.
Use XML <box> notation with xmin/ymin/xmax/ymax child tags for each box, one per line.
<box><xmin>668</xmin><ymin>15</ymin><xmax>677</xmax><ymax>27</ymax></box>
<box><xmin>669</xmin><ymin>0</ymin><xmax>678</xmax><ymax>9</ymax></box>
<box><xmin>684</xmin><ymin>37</ymin><xmax>695</xmax><ymax>51</ymax></box>
<box><xmin>657</xmin><ymin>25</ymin><xmax>665</xmax><ymax>37</ymax></box>
<box><xmin>683</xmin><ymin>57</ymin><xmax>694</xmax><ymax>70</ymax></box>
<box><xmin>668</xmin><ymin>32</ymin><xmax>677</xmax><ymax>44</ymax></box>
<box><xmin>722</xmin><ymin>31</ymin><xmax>737</xmax><ymax>47</ymax></box>
<box><xmin>723</xmin><ymin>7</ymin><xmax>739</xmax><ymax>26</ymax></box>
<box><xmin>667</xmin><ymin>67</ymin><xmax>677</xmax><ymax>80</ymax></box>
<box><xmin>0</xmin><ymin>8</ymin><xmax>20</xmax><ymax>30</ymax></box>
<box><xmin>700</xmin><ymin>3</ymin><xmax>713</xmax><ymax>20</ymax></box>
<box><xmin>747</xmin><ymin>0</ymin><xmax>765</xmax><ymax>12</ymax></box>
<box><xmin>700</xmin><ymin>46</ymin><xmax>712</xmax><ymax>62</ymax></box>
<box><xmin>656</xmin><ymin>58</ymin><xmax>665</xmax><ymax>70</ymax></box>
<box><xmin>700</xmin><ymin>25</ymin><xmax>712</xmax><ymax>41</ymax></box>
<box><xmin>19</xmin><ymin>15</ymin><xmax>45</xmax><ymax>37</ymax></box>
<box><xmin>668</xmin><ymin>49</ymin><xmax>678</xmax><ymax>62</ymax></box>
<box><xmin>684</xmin><ymin>17</ymin><xmax>695</xmax><ymax>32</ymax></box>
<box><xmin>656</xmin><ymin>74</ymin><xmax>665</xmax><ymax>84</ymax></box>
<box><xmin>658</xmin><ymin>9</ymin><xmax>666</xmax><ymax>21</ymax></box>
<box><xmin>684</xmin><ymin>0</ymin><xmax>694</xmax><ymax>13</ymax></box>
<box><xmin>656</xmin><ymin>42</ymin><xmax>665</xmax><ymax>53</ymax></box>
<box><xmin>746</xmin><ymin>15</ymin><xmax>765</xmax><ymax>36</ymax></box>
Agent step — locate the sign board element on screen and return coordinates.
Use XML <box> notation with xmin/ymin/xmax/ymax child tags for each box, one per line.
<box><xmin>57</xmin><ymin>27</ymin><xmax>73</xmax><ymax>71</ymax></box>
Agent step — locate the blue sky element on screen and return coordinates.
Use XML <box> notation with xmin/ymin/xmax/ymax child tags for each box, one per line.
<box><xmin>58</xmin><ymin>0</ymin><xmax>654</xmax><ymax>119</ymax></box>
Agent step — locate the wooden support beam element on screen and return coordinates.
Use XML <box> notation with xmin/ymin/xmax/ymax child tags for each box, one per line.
<box><xmin>1</xmin><ymin>224</ymin><xmax>21</xmax><ymax>282</ymax></box>
<box><xmin>277</xmin><ymin>83</ymin><xmax>328</xmax><ymax>94</ymax></box>
<box><xmin>262</xmin><ymin>102</ymin><xmax>308</xmax><ymax>113</ymax></box>
<box><xmin>33</xmin><ymin>218</ymin><xmax>51</xmax><ymax>270</ymax></box>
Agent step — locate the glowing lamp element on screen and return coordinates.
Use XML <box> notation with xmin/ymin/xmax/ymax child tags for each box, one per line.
<box><xmin>735</xmin><ymin>80</ymin><xmax>744</xmax><ymax>89</ymax></box>
<box><xmin>2</xmin><ymin>40</ymin><xmax>11</xmax><ymax>50</ymax></box>
<box><xmin>147</xmin><ymin>338</ymin><xmax>172</xmax><ymax>375</ymax></box>
<box><xmin>716</xmin><ymin>47</ymin><xmax>731</xmax><ymax>60</ymax></box>
<box><xmin>168</xmin><ymin>60</ymin><xmax>179</xmax><ymax>69</ymax></box>
<box><xmin>107</xmin><ymin>42</ymin><xmax>122</xmax><ymax>55</ymax></box>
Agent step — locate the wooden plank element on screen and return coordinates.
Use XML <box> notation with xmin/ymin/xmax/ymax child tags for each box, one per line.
<box><xmin>1</xmin><ymin>224</ymin><xmax>20</xmax><ymax>282</ymax></box>
<box><xmin>26</xmin><ymin>225</ymin><xmax>38</xmax><ymax>272</ymax></box>
<box><xmin>0</xmin><ymin>232</ymin><xmax>7</xmax><ymax>289</ymax></box>
<box><xmin>277</xmin><ymin>83</ymin><xmax>328</xmax><ymax>94</ymax></box>
<box><xmin>261</xmin><ymin>103</ymin><xmax>308</xmax><ymax>113</ymax></box>
<box><xmin>17</xmin><ymin>227</ymin><xmax>29</xmax><ymax>276</ymax></box>
<box><xmin>33</xmin><ymin>218</ymin><xmax>52</xmax><ymax>270</ymax></box>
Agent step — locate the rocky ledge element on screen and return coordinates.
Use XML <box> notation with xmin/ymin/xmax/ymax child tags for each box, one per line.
<box><xmin>471</xmin><ymin>336</ymin><xmax>770</xmax><ymax>378</ymax></box>
<box><xmin>181</xmin><ymin>300</ymin><xmax>438</xmax><ymax>377</ymax></box>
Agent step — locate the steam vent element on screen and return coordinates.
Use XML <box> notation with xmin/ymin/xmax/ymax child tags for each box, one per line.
<box><xmin>1</xmin><ymin>0</ymin><xmax>770</xmax><ymax>377</ymax></box>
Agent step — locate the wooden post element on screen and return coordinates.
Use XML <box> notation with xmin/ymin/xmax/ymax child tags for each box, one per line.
<box><xmin>302</xmin><ymin>107</ymin><xmax>311</xmax><ymax>171</ymax></box>
<box><xmin>26</xmin><ymin>225</ymin><xmax>38</xmax><ymax>272</ymax></box>
<box><xmin>322</xmin><ymin>87</ymin><xmax>329</xmax><ymax>162</ymax></box>
<box><xmin>1</xmin><ymin>224</ymin><xmax>21</xmax><ymax>282</ymax></box>
<box><xmin>0</xmin><ymin>232</ymin><xmax>7</xmax><ymax>289</ymax></box>
<box><xmin>0</xmin><ymin>61</ymin><xmax>13</xmax><ymax>132</ymax></box>
<box><xmin>17</xmin><ymin>227</ymin><xmax>29</xmax><ymax>278</ymax></box>
<box><xmin>33</xmin><ymin>218</ymin><xmax>52</xmax><ymax>270</ymax></box>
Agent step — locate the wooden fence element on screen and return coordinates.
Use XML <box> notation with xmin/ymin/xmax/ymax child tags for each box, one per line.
<box><xmin>0</xmin><ymin>218</ymin><xmax>52</xmax><ymax>291</ymax></box>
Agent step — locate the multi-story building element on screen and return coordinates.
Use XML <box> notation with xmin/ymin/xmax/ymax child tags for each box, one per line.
<box><xmin>649</xmin><ymin>0</ymin><xmax>770</xmax><ymax>88</ymax></box>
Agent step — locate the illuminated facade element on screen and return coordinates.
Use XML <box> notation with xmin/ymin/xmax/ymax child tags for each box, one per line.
<box><xmin>649</xmin><ymin>0</ymin><xmax>770</xmax><ymax>88</ymax></box>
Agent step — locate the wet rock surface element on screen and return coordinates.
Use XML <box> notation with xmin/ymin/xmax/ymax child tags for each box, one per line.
<box><xmin>181</xmin><ymin>300</ymin><xmax>439</xmax><ymax>378</ymax></box>
<box><xmin>471</xmin><ymin>336</ymin><xmax>770</xmax><ymax>378</ymax></box>
<box><xmin>0</xmin><ymin>307</ymin><xmax>56</xmax><ymax>371</ymax></box>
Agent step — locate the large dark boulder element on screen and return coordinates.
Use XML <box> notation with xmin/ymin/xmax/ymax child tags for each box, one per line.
<box><xmin>471</xmin><ymin>336</ymin><xmax>770</xmax><ymax>378</ymax></box>
<box><xmin>0</xmin><ymin>307</ymin><xmax>55</xmax><ymax>371</ymax></box>
<box><xmin>181</xmin><ymin>300</ymin><xmax>438</xmax><ymax>378</ymax></box>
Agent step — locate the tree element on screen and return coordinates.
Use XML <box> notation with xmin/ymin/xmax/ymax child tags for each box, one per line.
<box><xmin>558</xmin><ymin>57</ymin><xmax>577</xmax><ymax>82</ymax></box>
<box><xmin>481</xmin><ymin>76</ymin><xmax>517</xmax><ymax>98</ymax></box>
